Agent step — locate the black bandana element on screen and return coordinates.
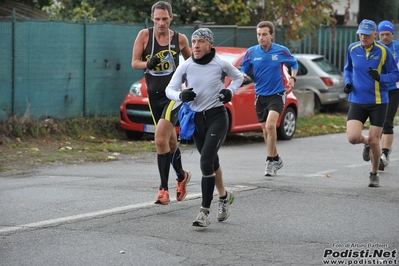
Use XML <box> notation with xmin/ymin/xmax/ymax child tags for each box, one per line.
<box><xmin>192</xmin><ymin>48</ymin><xmax>216</xmax><ymax>65</ymax></box>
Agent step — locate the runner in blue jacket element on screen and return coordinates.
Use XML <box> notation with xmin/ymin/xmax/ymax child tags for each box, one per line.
<box><xmin>241</xmin><ymin>21</ymin><xmax>298</xmax><ymax>177</ymax></box>
<box><xmin>377</xmin><ymin>20</ymin><xmax>399</xmax><ymax>171</ymax></box>
<box><xmin>343</xmin><ymin>19</ymin><xmax>399</xmax><ymax>187</ymax></box>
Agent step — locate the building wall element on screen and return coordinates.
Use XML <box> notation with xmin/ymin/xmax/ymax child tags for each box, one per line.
<box><xmin>332</xmin><ymin>0</ymin><xmax>360</xmax><ymax>26</ymax></box>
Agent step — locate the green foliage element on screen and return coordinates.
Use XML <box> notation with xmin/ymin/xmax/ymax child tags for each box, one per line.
<box><xmin>358</xmin><ymin>0</ymin><xmax>399</xmax><ymax>24</ymax></box>
<box><xmin>176</xmin><ymin>0</ymin><xmax>251</xmax><ymax>25</ymax></box>
<box><xmin>1</xmin><ymin>112</ymin><xmax>352</xmax><ymax>143</ymax></box>
<box><xmin>248</xmin><ymin>0</ymin><xmax>338</xmax><ymax>42</ymax></box>
<box><xmin>0</xmin><ymin>114</ymin><xmax>122</xmax><ymax>140</ymax></box>
<box><xmin>40</xmin><ymin>0</ymin><xmax>154</xmax><ymax>23</ymax></box>
<box><xmin>55</xmin><ymin>116</ymin><xmax>121</xmax><ymax>139</ymax></box>
<box><xmin>36</xmin><ymin>0</ymin><xmax>338</xmax><ymax>41</ymax></box>
<box><xmin>94</xmin><ymin>1</ymin><xmax>153</xmax><ymax>23</ymax></box>
<box><xmin>42</xmin><ymin>0</ymin><xmax>63</xmax><ymax>20</ymax></box>
<box><xmin>0</xmin><ymin>112</ymin><xmax>37</xmax><ymax>140</ymax></box>
<box><xmin>295</xmin><ymin>113</ymin><xmax>347</xmax><ymax>138</ymax></box>
<box><xmin>12</xmin><ymin>0</ymin><xmax>399</xmax><ymax>37</ymax></box>
<box><xmin>12</xmin><ymin>124</ymin><xmax>23</xmax><ymax>138</ymax></box>
<box><xmin>71</xmin><ymin>1</ymin><xmax>96</xmax><ymax>22</ymax></box>
<box><xmin>12</xmin><ymin>0</ymin><xmax>396</xmax><ymax>52</ymax></box>
<box><xmin>0</xmin><ymin>0</ymin><xmax>51</xmax><ymax>7</ymax></box>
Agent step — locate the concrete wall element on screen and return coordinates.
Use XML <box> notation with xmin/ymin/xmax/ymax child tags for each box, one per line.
<box><xmin>293</xmin><ymin>90</ymin><xmax>315</xmax><ymax>117</ymax></box>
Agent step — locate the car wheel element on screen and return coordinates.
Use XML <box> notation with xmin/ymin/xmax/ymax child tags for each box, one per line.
<box><xmin>314</xmin><ymin>96</ymin><xmax>322</xmax><ymax>113</ymax></box>
<box><xmin>125</xmin><ymin>130</ymin><xmax>144</xmax><ymax>140</ymax></box>
<box><xmin>277</xmin><ymin>106</ymin><xmax>296</xmax><ymax>140</ymax></box>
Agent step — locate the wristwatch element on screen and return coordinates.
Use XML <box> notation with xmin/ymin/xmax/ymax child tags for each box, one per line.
<box><xmin>290</xmin><ymin>77</ymin><xmax>296</xmax><ymax>82</ymax></box>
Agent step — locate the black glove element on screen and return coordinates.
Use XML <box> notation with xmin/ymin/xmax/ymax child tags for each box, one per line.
<box><xmin>367</xmin><ymin>67</ymin><xmax>380</xmax><ymax>81</ymax></box>
<box><xmin>179</xmin><ymin>88</ymin><xmax>196</xmax><ymax>102</ymax></box>
<box><xmin>146</xmin><ymin>56</ymin><xmax>161</xmax><ymax>70</ymax></box>
<box><xmin>219</xmin><ymin>89</ymin><xmax>232</xmax><ymax>103</ymax></box>
<box><xmin>344</xmin><ymin>83</ymin><xmax>352</xmax><ymax>94</ymax></box>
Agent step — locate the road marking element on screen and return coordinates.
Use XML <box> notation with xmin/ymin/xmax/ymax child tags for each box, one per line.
<box><xmin>345</xmin><ymin>157</ymin><xmax>398</xmax><ymax>168</ymax></box>
<box><xmin>0</xmin><ymin>185</ymin><xmax>256</xmax><ymax>235</ymax></box>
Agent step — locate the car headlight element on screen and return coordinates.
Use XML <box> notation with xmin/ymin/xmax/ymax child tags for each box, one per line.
<box><xmin>129</xmin><ymin>81</ymin><xmax>142</xmax><ymax>96</ymax></box>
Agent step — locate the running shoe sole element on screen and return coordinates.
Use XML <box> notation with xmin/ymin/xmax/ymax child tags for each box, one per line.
<box><xmin>378</xmin><ymin>158</ymin><xmax>385</xmax><ymax>171</ymax></box>
<box><xmin>362</xmin><ymin>145</ymin><xmax>370</xmax><ymax>162</ymax></box>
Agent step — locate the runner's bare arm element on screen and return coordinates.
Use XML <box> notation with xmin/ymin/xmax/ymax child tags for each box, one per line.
<box><xmin>132</xmin><ymin>29</ymin><xmax>149</xmax><ymax>70</ymax></box>
<box><xmin>288</xmin><ymin>69</ymin><xmax>298</xmax><ymax>92</ymax></box>
<box><xmin>179</xmin><ymin>33</ymin><xmax>191</xmax><ymax>60</ymax></box>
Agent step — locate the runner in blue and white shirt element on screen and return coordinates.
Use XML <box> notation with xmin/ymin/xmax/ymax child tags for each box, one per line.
<box><xmin>240</xmin><ymin>21</ymin><xmax>298</xmax><ymax>177</ymax></box>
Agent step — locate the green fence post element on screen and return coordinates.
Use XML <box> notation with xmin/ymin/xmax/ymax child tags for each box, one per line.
<box><xmin>11</xmin><ymin>9</ymin><xmax>15</xmax><ymax>116</ymax></box>
<box><xmin>83</xmin><ymin>15</ymin><xmax>87</xmax><ymax>117</ymax></box>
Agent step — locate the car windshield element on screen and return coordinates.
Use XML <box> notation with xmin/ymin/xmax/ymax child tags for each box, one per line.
<box><xmin>312</xmin><ymin>57</ymin><xmax>342</xmax><ymax>75</ymax></box>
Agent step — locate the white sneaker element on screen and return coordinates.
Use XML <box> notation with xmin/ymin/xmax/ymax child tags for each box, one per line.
<box><xmin>192</xmin><ymin>209</ymin><xmax>211</xmax><ymax>227</ymax></box>
<box><xmin>273</xmin><ymin>157</ymin><xmax>284</xmax><ymax>173</ymax></box>
<box><xmin>368</xmin><ymin>172</ymin><xmax>379</xmax><ymax>187</ymax></box>
<box><xmin>264</xmin><ymin>157</ymin><xmax>284</xmax><ymax>176</ymax></box>
<box><xmin>217</xmin><ymin>191</ymin><xmax>235</xmax><ymax>222</ymax></box>
<box><xmin>264</xmin><ymin>160</ymin><xmax>274</xmax><ymax>176</ymax></box>
<box><xmin>381</xmin><ymin>153</ymin><xmax>389</xmax><ymax>167</ymax></box>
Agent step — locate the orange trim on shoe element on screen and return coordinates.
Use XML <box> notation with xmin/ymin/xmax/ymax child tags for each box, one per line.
<box><xmin>176</xmin><ymin>171</ymin><xmax>191</xmax><ymax>201</ymax></box>
<box><xmin>155</xmin><ymin>189</ymin><xmax>170</xmax><ymax>205</ymax></box>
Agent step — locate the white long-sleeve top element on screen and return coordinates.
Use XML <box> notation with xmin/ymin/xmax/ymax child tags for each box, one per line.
<box><xmin>165</xmin><ymin>55</ymin><xmax>244</xmax><ymax>112</ymax></box>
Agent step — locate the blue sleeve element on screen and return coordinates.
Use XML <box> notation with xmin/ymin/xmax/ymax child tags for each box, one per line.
<box><xmin>343</xmin><ymin>45</ymin><xmax>353</xmax><ymax>85</ymax></box>
<box><xmin>380</xmin><ymin>46</ymin><xmax>399</xmax><ymax>84</ymax></box>
<box><xmin>241</xmin><ymin>49</ymin><xmax>252</xmax><ymax>74</ymax></box>
<box><xmin>394</xmin><ymin>41</ymin><xmax>399</xmax><ymax>66</ymax></box>
<box><xmin>282</xmin><ymin>47</ymin><xmax>298</xmax><ymax>71</ymax></box>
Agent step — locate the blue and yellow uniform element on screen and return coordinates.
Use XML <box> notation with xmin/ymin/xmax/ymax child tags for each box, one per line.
<box><xmin>377</xmin><ymin>39</ymin><xmax>399</xmax><ymax>91</ymax></box>
<box><xmin>344</xmin><ymin>41</ymin><xmax>399</xmax><ymax>104</ymax></box>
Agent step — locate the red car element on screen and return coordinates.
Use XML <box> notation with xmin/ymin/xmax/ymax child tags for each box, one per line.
<box><xmin>119</xmin><ymin>47</ymin><xmax>298</xmax><ymax>140</ymax></box>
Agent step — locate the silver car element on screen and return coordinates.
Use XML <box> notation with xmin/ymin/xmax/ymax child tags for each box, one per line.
<box><xmin>293</xmin><ymin>54</ymin><xmax>346</xmax><ymax>111</ymax></box>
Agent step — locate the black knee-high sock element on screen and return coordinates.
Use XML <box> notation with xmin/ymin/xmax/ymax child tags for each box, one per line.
<box><xmin>201</xmin><ymin>175</ymin><xmax>215</xmax><ymax>208</ymax></box>
<box><xmin>382</xmin><ymin>148</ymin><xmax>390</xmax><ymax>156</ymax></box>
<box><xmin>171</xmin><ymin>148</ymin><xmax>185</xmax><ymax>181</ymax></box>
<box><xmin>157</xmin><ymin>152</ymin><xmax>171</xmax><ymax>190</ymax></box>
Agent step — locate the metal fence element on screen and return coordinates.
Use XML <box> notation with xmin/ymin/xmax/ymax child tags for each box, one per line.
<box><xmin>0</xmin><ymin>16</ymin><xmax>197</xmax><ymax>122</ymax></box>
<box><xmin>291</xmin><ymin>25</ymin><xmax>399</xmax><ymax>71</ymax></box>
<box><xmin>1</xmin><ymin>13</ymin><xmax>398</xmax><ymax>122</ymax></box>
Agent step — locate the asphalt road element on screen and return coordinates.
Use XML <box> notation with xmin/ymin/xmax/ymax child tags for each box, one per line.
<box><xmin>1</xmin><ymin>129</ymin><xmax>398</xmax><ymax>266</ymax></box>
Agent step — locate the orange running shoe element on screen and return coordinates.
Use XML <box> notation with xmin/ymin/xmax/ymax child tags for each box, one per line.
<box><xmin>176</xmin><ymin>171</ymin><xmax>191</xmax><ymax>201</ymax></box>
<box><xmin>154</xmin><ymin>189</ymin><xmax>170</xmax><ymax>205</ymax></box>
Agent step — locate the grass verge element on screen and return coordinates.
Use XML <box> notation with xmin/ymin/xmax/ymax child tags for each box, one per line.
<box><xmin>1</xmin><ymin>111</ymin><xmax>398</xmax><ymax>173</ymax></box>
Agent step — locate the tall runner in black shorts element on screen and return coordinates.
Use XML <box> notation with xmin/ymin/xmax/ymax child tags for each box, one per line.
<box><xmin>131</xmin><ymin>1</ymin><xmax>192</xmax><ymax>204</ymax></box>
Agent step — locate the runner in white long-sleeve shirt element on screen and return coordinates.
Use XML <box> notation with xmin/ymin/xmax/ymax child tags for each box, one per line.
<box><xmin>166</xmin><ymin>28</ymin><xmax>244</xmax><ymax>227</ymax></box>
